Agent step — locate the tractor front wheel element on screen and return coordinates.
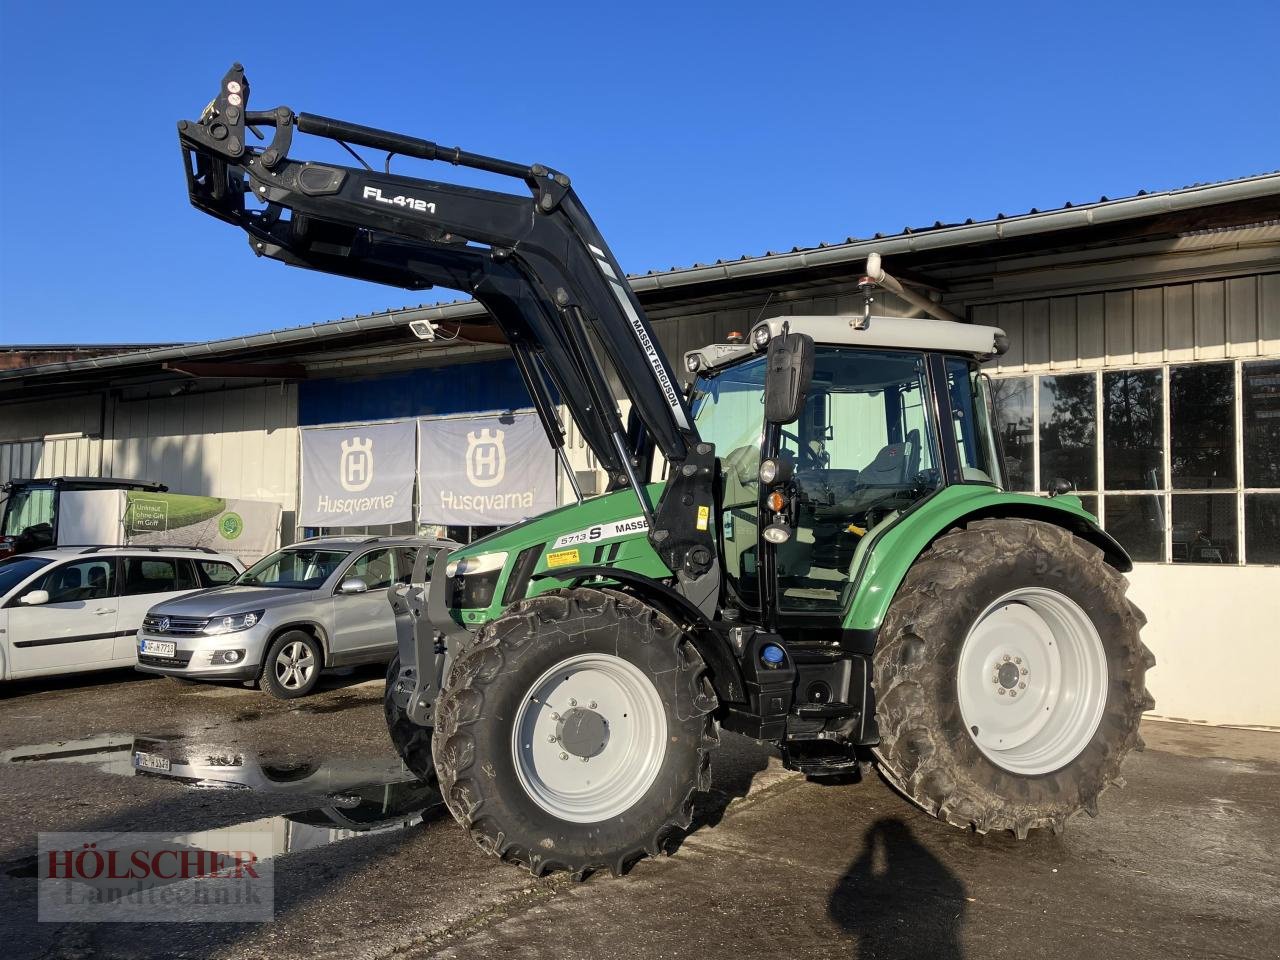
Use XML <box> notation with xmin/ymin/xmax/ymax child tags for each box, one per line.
<box><xmin>873</xmin><ymin>518</ymin><xmax>1154</xmax><ymax>838</ymax></box>
<box><xmin>432</xmin><ymin>587</ymin><xmax>718</xmax><ymax>878</ymax></box>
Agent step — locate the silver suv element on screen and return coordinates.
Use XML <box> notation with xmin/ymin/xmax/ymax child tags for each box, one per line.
<box><xmin>135</xmin><ymin>536</ymin><xmax>452</xmax><ymax>698</ymax></box>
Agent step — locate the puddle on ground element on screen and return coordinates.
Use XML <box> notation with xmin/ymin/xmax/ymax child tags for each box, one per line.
<box><xmin>1</xmin><ymin>734</ymin><xmax>442</xmax><ymax>872</ymax></box>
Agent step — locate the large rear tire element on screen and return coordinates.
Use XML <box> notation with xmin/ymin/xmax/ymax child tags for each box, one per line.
<box><xmin>432</xmin><ymin>587</ymin><xmax>718</xmax><ymax>878</ymax></box>
<box><xmin>873</xmin><ymin>518</ymin><xmax>1154</xmax><ymax>838</ymax></box>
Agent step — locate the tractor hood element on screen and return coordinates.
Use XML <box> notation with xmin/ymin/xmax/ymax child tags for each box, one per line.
<box><xmin>443</xmin><ymin>484</ymin><xmax>673</xmax><ymax>627</ymax></box>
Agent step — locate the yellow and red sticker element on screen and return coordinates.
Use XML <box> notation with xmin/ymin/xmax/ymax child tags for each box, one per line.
<box><xmin>546</xmin><ymin>548</ymin><xmax>581</xmax><ymax>568</ymax></box>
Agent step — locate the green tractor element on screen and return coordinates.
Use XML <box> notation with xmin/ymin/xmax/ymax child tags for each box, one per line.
<box><xmin>180</xmin><ymin>66</ymin><xmax>1153</xmax><ymax>878</ymax></box>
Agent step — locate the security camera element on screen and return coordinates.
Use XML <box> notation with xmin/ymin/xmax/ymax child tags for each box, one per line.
<box><xmin>409</xmin><ymin>319</ymin><xmax>438</xmax><ymax>341</ymax></box>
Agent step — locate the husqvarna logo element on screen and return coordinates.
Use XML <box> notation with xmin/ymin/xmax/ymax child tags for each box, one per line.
<box><xmin>339</xmin><ymin>438</ymin><xmax>374</xmax><ymax>493</ymax></box>
<box><xmin>465</xmin><ymin>429</ymin><xmax>506</xmax><ymax>488</ymax></box>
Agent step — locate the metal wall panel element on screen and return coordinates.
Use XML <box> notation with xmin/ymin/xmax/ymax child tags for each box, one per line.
<box><xmin>0</xmin><ymin>435</ymin><xmax>102</xmax><ymax>486</ymax></box>
<box><xmin>980</xmin><ymin>271</ymin><xmax>1279</xmax><ymax>373</ymax></box>
<box><xmin>105</xmin><ymin>385</ymin><xmax>298</xmax><ymax>508</ymax></box>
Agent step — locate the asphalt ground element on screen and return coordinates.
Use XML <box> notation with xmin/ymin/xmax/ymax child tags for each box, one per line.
<box><xmin>1</xmin><ymin>668</ymin><xmax>1276</xmax><ymax>960</ymax></box>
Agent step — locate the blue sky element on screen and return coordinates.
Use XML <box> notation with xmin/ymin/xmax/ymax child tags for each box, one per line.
<box><xmin>1</xmin><ymin>1</ymin><xmax>1277</xmax><ymax>345</ymax></box>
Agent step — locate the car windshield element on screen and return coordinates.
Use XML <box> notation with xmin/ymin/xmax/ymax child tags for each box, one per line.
<box><xmin>235</xmin><ymin>548</ymin><xmax>349</xmax><ymax>590</ymax></box>
<box><xmin>0</xmin><ymin>556</ymin><xmax>53</xmax><ymax>597</ymax></box>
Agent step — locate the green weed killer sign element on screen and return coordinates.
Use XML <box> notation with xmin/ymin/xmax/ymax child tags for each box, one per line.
<box><xmin>218</xmin><ymin>512</ymin><xmax>244</xmax><ymax>541</ymax></box>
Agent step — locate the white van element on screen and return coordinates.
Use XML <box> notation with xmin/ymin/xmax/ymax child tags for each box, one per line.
<box><xmin>0</xmin><ymin>547</ymin><xmax>244</xmax><ymax>681</ymax></box>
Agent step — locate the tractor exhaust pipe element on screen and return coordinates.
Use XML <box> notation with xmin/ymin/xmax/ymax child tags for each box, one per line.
<box><xmin>859</xmin><ymin>253</ymin><xmax>965</xmax><ymax>325</ymax></box>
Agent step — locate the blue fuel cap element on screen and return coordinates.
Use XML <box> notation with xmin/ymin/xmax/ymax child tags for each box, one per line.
<box><xmin>760</xmin><ymin>643</ymin><xmax>786</xmax><ymax>666</ymax></box>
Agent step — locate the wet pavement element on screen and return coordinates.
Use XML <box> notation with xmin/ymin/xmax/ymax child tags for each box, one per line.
<box><xmin>1</xmin><ymin>667</ymin><xmax>1277</xmax><ymax>960</ymax></box>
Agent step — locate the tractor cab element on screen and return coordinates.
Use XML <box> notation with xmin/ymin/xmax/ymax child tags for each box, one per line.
<box><xmin>686</xmin><ymin>315</ymin><xmax>1008</xmax><ymax>629</ymax></box>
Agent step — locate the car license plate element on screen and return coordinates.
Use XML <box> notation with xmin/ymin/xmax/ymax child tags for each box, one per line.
<box><xmin>140</xmin><ymin>639</ymin><xmax>176</xmax><ymax>657</ymax></box>
<box><xmin>133</xmin><ymin>751</ymin><xmax>171</xmax><ymax>772</ymax></box>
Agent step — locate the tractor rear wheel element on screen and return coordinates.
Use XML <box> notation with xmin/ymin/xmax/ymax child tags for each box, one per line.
<box><xmin>432</xmin><ymin>587</ymin><xmax>718</xmax><ymax>878</ymax></box>
<box><xmin>872</xmin><ymin>518</ymin><xmax>1154</xmax><ymax>838</ymax></box>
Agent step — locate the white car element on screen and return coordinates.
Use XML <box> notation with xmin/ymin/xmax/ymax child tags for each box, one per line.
<box><xmin>0</xmin><ymin>546</ymin><xmax>244</xmax><ymax>681</ymax></box>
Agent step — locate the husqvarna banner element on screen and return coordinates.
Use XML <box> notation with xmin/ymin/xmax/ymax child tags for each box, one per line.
<box><xmin>417</xmin><ymin>413</ymin><xmax>556</xmax><ymax>525</ymax></box>
<box><xmin>299</xmin><ymin>421</ymin><xmax>416</xmax><ymax>527</ymax></box>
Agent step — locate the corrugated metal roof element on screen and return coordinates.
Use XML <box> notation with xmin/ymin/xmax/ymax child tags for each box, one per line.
<box><xmin>5</xmin><ymin>168</ymin><xmax>1280</xmax><ymax>385</ymax></box>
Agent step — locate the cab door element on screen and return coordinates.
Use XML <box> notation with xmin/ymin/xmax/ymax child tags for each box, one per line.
<box><xmin>6</xmin><ymin>557</ymin><xmax>121</xmax><ymax>677</ymax></box>
<box><xmin>329</xmin><ymin>548</ymin><xmax>398</xmax><ymax>661</ymax></box>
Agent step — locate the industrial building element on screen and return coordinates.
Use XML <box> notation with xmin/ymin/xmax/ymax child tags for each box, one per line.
<box><xmin>2</xmin><ymin>172</ymin><xmax>1278</xmax><ymax>727</ymax></box>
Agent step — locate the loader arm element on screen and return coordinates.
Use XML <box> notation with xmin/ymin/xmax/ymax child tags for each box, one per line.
<box><xmin>178</xmin><ymin>64</ymin><xmax>718</xmax><ymax>590</ymax></box>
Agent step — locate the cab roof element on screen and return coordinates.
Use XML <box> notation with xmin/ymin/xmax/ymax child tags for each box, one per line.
<box><xmin>685</xmin><ymin>315</ymin><xmax>1009</xmax><ymax>376</ymax></box>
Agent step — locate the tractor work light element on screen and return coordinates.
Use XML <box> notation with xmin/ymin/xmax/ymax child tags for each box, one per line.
<box><xmin>758</xmin><ymin>457</ymin><xmax>794</xmax><ymax>486</ymax></box>
<box><xmin>751</xmin><ymin>325</ymin><xmax>771</xmax><ymax>350</ymax></box>
<box><xmin>685</xmin><ymin>354</ymin><xmax>701</xmax><ymax>373</ymax></box>
<box><xmin>762</xmin><ymin>522</ymin><xmax>792</xmax><ymax>544</ymax></box>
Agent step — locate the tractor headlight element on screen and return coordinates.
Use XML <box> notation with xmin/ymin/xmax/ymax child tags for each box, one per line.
<box><xmin>751</xmin><ymin>325</ymin><xmax>772</xmax><ymax>350</ymax></box>
<box><xmin>445</xmin><ymin>551</ymin><xmax>508</xmax><ymax>609</ymax></box>
<box><xmin>444</xmin><ymin>552</ymin><xmax>508</xmax><ymax>579</ymax></box>
<box><xmin>202</xmin><ymin>611</ymin><xmax>264</xmax><ymax>636</ymax></box>
<box><xmin>762</xmin><ymin>523</ymin><xmax>793</xmax><ymax>544</ymax></box>
<box><xmin>758</xmin><ymin>456</ymin><xmax>794</xmax><ymax>486</ymax></box>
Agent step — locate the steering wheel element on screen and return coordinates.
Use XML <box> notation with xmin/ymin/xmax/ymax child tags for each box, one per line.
<box><xmin>781</xmin><ymin>430</ymin><xmax>828</xmax><ymax>469</ymax></box>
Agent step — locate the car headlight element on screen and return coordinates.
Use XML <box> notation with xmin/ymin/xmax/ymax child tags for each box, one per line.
<box><xmin>444</xmin><ymin>552</ymin><xmax>508</xmax><ymax>579</ymax></box>
<box><xmin>202</xmin><ymin>610</ymin><xmax>265</xmax><ymax>636</ymax></box>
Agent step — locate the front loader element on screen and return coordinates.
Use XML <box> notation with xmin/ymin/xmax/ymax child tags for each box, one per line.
<box><xmin>179</xmin><ymin>66</ymin><xmax>1154</xmax><ymax>878</ymax></box>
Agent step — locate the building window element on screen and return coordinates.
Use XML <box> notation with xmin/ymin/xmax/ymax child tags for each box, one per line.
<box><xmin>1171</xmin><ymin>362</ymin><xmax>1235</xmax><ymax>489</ymax></box>
<box><xmin>991</xmin><ymin>356</ymin><xmax>1280</xmax><ymax>566</ymax></box>
<box><xmin>1104</xmin><ymin>369</ymin><xmax>1163</xmax><ymax>490</ymax></box>
<box><xmin>1243</xmin><ymin>360</ymin><xmax>1280</xmax><ymax>488</ymax></box>
<box><xmin>1038</xmin><ymin>373</ymin><xmax>1097</xmax><ymax>493</ymax></box>
<box><xmin>1245</xmin><ymin>494</ymin><xmax>1280</xmax><ymax>564</ymax></box>
<box><xmin>990</xmin><ymin>376</ymin><xmax>1034</xmax><ymax>491</ymax></box>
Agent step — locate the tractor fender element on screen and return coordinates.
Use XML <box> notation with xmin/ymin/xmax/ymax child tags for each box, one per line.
<box><xmin>844</xmin><ymin>487</ymin><xmax>1132</xmax><ymax>644</ymax></box>
<box><xmin>533</xmin><ymin>565</ymin><xmax>747</xmax><ymax>705</ymax></box>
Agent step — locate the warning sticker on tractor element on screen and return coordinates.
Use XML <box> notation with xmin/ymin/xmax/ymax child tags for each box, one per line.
<box><xmin>696</xmin><ymin>505</ymin><xmax>710</xmax><ymax>531</ymax></box>
<box><xmin>546</xmin><ymin>549</ymin><xmax>581</xmax><ymax>568</ymax></box>
<box><xmin>551</xmin><ymin>515</ymin><xmax>649</xmax><ymax>549</ymax></box>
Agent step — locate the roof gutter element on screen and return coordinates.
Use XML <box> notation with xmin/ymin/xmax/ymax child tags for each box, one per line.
<box><xmin>628</xmin><ymin>171</ymin><xmax>1280</xmax><ymax>293</ymax></box>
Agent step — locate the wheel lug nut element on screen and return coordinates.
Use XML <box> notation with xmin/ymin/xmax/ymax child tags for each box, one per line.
<box><xmin>589</xmin><ymin>701</ymin><xmax>597</xmax><ymax>710</ymax></box>
<box><xmin>1021</xmin><ymin>667</ymin><xmax>1029</xmax><ymax>676</ymax></box>
<box><xmin>991</xmin><ymin>675</ymin><xmax>999</xmax><ymax>683</ymax></box>
<box><xmin>1003</xmin><ymin>654</ymin><xmax>1011</xmax><ymax>662</ymax></box>
<box><xmin>998</xmin><ymin>689</ymin><xmax>1007</xmax><ymax>696</ymax></box>
<box><xmin>1010</xmin><ymin>690</ymin><xmax>1018</xmax><ymax>697</ymax></box>
<box><xmin>1019</xmin><ymin>682</ymin><xmax>1026</xmax><ymax>689</ymax></box>
<box><xmin>550</xmin><ymin>712</ymin><xmax>560</xmax><ymax>720</ymax></box>
<box><xmin>547</xmin><ymin>734</ymin><xmax>558</xmax><ymax>743</ymax></box>
<box><xmin>580</xmin><ymin>756</ymin><xmax>589</xmax><ymax>763</ymax></box>
<box><xmin>559</xmin><ymin>752</ymin><xmax>568</xmax><ymax>761</ymax></box>
<box><xmin>569</xmin><ymin>698</ymin><xmax>578</xmax><ymax>707</ymax></box>
<box><xmin>1014</xmin><ymin>657</ymin><xmax>1022</xmax><ymax>665</ymax></box>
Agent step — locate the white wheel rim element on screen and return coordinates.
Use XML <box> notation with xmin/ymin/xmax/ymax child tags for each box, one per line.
<box><xmin>511</xmin><ymin>653</ymin><xmax>667</xmax><ymax>823</ymax></box>
<box><xmin>957</xmin><ymin>588</ymin><xmax>1108</xmax><ymax>775</ymax></box>
<box><xmin>275</xmin><ymin>641</ymin><xmax>316</xmax><ymax>690</ymax></box>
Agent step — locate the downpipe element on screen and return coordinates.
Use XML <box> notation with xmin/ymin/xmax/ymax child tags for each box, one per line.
<box><xmin>861</xmin><ymin>252</ymin><xmax>965</xmax><ymax>325</ymax></box>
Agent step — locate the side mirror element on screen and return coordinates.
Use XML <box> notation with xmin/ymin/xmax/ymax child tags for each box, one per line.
<box><xmin>1047</xmin><ymin>477</ymin><xmax>1075</xmax><ymax>497</ymax></box>
<box><xmin>764</xmin><ymin>332</ymin><xmax>815</xmax><ymax>425</ymax></box>
<box><xmin>338</xmin><ymin>577</ymin><xmax>369</xmax><ymax>595</ymax></box>
<box><xmin>20</xmin><ymin>589</ymin><xmax>49</xmax><ymax>606</ymax></box>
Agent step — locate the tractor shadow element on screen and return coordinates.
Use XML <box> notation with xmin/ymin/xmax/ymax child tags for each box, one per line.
<box><xmin>828</xmin><ymin>817</ymin><xmax>967</xmax><ymax>959</ymax></box>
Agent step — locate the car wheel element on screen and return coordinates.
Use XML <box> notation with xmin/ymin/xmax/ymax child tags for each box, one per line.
<box><xmin>260</xmin><ymin>630</ymin><xmax>323</xmax><ymax>699</ymax></box>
